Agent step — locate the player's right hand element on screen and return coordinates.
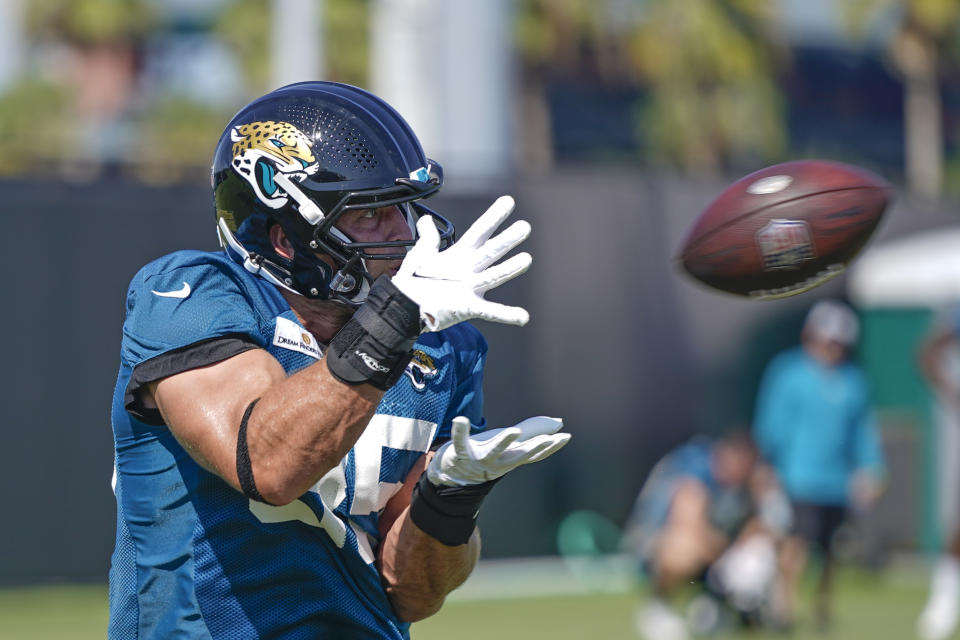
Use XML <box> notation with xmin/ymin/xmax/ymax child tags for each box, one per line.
<box><xmin>427</xmin><ymin>416</ymin><xmax>571</xmax><ymax>487</ymax></box>
<box><xmin>392</xmin><ymin>195</ymin><xmax>532</xmax><ymax>332</ymax></box>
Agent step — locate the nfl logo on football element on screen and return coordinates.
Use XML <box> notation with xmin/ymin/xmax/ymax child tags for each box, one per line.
<box><xmin>756</xmin><ymin>219</ymin><xmax>815</xmax><ymax>270</ymax></box>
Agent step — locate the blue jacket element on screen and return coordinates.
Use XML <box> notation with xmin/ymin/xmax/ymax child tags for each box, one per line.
<box><xmin>753</xmin><ymin>347</ymin><xmax>885</xmax><ymax>506</ymax></box>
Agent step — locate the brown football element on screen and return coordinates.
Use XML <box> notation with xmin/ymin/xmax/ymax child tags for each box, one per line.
<box><xmin>678</xmin><ymin>159</ymin><xmax>892</xmax><ymax>299</ymax></box>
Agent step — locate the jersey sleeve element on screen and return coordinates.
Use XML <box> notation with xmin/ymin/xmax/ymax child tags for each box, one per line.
<box><xmin>121</xmin><ymin>256</ymin><xmax>266</xmax><ymax>419</ymax></box>
<box><xmin>435</xmin><ymin>323</ymin><xmax>488</xmax><ymax>441</ymax></box>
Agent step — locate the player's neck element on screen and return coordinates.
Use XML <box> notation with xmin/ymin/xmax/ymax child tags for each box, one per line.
<box><xmin>280</xmin><ymin>289</ymin><xmax>355</xmax><ymax>343</ymax></box>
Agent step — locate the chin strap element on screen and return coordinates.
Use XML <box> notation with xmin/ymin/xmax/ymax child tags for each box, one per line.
<box><xmin>217</xmin><ymin>218</ymin><xmax>300</xmax><ymax>294</ymax></box>
<box><xmin>219</xmin><ymin>216</ymin><xmax>373</xmax><ymax>305</ymax></box>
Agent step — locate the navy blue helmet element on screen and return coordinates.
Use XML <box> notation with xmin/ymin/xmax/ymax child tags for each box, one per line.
<box><xmin>212</xmin><ymin>81</ymin><xmax>454</xmax><ymax>304</ymax></box>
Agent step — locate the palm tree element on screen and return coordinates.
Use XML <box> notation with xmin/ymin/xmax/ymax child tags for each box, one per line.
<box><xmin>844</xmin><ymin>0</ymin><xmax>960</xmax><ymax>199</ymax></box>
<box><xmin>626</xmin><ymin>0</ymin><xmax>788</xmax><ymax>174</ymax></box>
<box><xmin>513</xmin><ymin>0</ymin><xmax>788</xmax><ymax>175</ymax></box>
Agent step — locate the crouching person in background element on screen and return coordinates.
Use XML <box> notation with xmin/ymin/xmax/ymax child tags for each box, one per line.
<box><xmin>623</xmin><ymin>430</ymin><xmax>792</xmax><ymax>640</ymax></box>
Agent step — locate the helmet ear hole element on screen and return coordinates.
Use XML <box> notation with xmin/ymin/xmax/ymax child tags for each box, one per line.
<box><xmin>268</xmin><ymin>223</ymin><xmax>295</xmax><ymax>259</ymax></box>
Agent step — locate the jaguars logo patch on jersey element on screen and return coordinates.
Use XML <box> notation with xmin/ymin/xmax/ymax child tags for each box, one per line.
<box><xmin>229</xmin><ymin>121</ymin><xmax>319</xmax><ymax>209</ymax></box>
<box><xmin>405</xmin><ymin>349</ymin><xmax>439</xmax><ymax>391</ymax></box>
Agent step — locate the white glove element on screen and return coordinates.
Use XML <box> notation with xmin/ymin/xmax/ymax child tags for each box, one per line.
<box><xmin>393</xmin><ymin>195</ymin><xmax>532</xmax><ymax>332</ymax></box>
<box><xmin>428</xmin><ymin>415</ymin><xmax>571</xmax><ymax>487</ymax></box>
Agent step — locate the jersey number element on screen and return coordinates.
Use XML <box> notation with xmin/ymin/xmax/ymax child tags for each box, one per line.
<box><xmin>248</xmin><ymin>416</ymin><xmax>437</xmax><ymax>550</ymax></box>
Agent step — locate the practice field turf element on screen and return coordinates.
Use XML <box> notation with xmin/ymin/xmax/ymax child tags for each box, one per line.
<box><xmin>0</xmin><ymin>562</ymin><xmax>932</xmax><ymax>640</ymax></box>
<box><xmin>417</xmin><ymin>566</ymin><xmax>930</xmax><ymax>640</ymax></box>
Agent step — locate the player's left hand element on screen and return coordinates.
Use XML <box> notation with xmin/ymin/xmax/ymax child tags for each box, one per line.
<box><xmin>392</xmin><ymin>195</ymin><xmax>532</xmax><ymax>332</ymax></box>
<box><xmin>427</xmin><ymin>415</ymin><xmax>571</xmax><ymax>487</ymax></box>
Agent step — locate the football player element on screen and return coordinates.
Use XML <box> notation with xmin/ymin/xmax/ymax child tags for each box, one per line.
<box><xmin>108</xmin><ymin>81</ymin><xmax>570</xmax><ymax>639</ymax></box>
<box><xmin>623</xmin><ymin>431</ymin><xmax>790</xmax><ymax>639</ymax></box>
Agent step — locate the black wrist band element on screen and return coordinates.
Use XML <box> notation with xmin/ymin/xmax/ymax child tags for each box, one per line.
<box><xmin>326</xmin><ymin>276</ymin><xmax>422</xmax><ymax>390</ymax></box>
<box><xmin>409</xmin><ymin>473</ymin><xmax>500</xmax><ymax>546</ymax></box>
<box><xmin>236</xmin><ymin>399</ymin><xmax>268</xmax><ymax>503</ymax></box>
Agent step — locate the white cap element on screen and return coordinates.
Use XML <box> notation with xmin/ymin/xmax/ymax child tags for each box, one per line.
<box><xmin>804</xmin><ymin>299</ymin><xmax>860</xmax><ymax>346</ymax></box>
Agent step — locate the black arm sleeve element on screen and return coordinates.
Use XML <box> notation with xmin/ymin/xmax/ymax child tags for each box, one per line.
<box><xmin>124</xmin><ymin>333</ymin><xmax>260</xmax><ymax>424</ymax></box>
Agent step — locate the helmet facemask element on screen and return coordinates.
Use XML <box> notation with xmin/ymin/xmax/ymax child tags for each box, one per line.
<box><xmin>266</xmin><ymin>162</ymin><xmax>454</xmax><ymax>305</ymax></box>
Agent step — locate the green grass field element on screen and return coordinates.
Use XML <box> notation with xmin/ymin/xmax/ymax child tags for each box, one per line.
<box><xmin>0</xmin><ymin>562</ymin><xmax>933</xmax><ymax>640</ymax></box>
<box><xmin>418</xmin><ymin>565</ymin><xmax>931</xmax><ymax>640</ymax></box>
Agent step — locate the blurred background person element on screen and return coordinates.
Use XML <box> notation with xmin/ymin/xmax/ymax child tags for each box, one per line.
<box><xmin>754</xmin><ymin>298</ymin><xmax>886</xmax><ymax>632</ymax></box>
<box><xmin>917</xmin><ymin>305</ymin><xmax>960</xmax><ymax>640</ymax></box>
<box><xmin>623</xmin><ymin>430</ymin><xmax>791</xmax><ymax>640</ymax></box>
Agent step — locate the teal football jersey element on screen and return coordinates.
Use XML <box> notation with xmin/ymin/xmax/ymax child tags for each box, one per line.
<box><xmin>109</xmin><ymin>250</ymin><xmax>487</xmax><ymax>639</ymax></box>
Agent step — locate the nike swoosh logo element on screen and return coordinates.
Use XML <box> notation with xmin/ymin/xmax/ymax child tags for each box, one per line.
<box><xmin>151</xmin><ymin>282</ymin><xmax>192</xmax><ymax>299</ymax></box>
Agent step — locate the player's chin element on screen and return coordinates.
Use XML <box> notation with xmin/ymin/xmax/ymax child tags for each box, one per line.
<box><xmin>375</xmin><ymin>261</ymin><xmax>403</xmax><ymax>279</ymax></box>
